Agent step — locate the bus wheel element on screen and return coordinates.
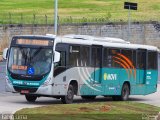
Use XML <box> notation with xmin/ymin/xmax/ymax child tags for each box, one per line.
<box><xmin>61</xmin><ymin>84</ymin><xmax>74</xmax><ymax>104</ymax></box>
<box><xmin>81</xmin><ymin>95</ymin><xmax>96</xmax><ymax>100</ymax></box>
<box><xmin>25</xmin><ymin>95</ymin><xmax>37</xmax><ymax>102</ymax></box>
<box><xmin>121</xmin><ymin>83</ymin><xmax>130</xmax><ymax>101</ymax></box>
<box><xmin>112</xmin><ymin>83</ymin><xmax>130</xmax><ymax>101</ymax></box>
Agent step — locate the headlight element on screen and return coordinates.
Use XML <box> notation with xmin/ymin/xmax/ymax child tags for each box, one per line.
<box><xmin>41</xmin><ymin>77</ymin><xmax>51</xmax><ymax>87</ymax></box>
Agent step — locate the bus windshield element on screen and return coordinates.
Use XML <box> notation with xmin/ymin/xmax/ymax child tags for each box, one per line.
<box><xmin>8</xmin><ymin>47</ymin><xmax>53</xmax><ymax>76</ymax></box>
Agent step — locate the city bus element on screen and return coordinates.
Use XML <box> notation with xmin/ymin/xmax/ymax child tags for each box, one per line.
<box><xmin>3</xmin><ymin>34</ymin><xmax>159</xmax><ymax>104</ymax></box>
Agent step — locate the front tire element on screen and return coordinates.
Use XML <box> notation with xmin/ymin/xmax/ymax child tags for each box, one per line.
<box><xmin>61</xmin><ymin>85</ymin><xmax>74</xmax><ymax>104</ymax></box>
<box><xmin>25</xmin><ymin>95</ymin><xmax>37</xmax><ymax>102</ymax></box>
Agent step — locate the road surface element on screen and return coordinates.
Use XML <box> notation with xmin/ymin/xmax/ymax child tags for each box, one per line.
<box><xmin>0</xmin><ymin>62</ymin><xmax>160</xmax><ymax>114</ymax></box>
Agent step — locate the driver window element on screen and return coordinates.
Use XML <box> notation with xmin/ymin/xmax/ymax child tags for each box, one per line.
<box><xmin>54</xmin><ymin>51</ymin><xmax>66</xmax><ymax>77</ymax></box>
<box><xmin>55</xmin><ymin>51</ymin><xmax>66</xmax><ymax>67</ymax></box>
<box><xmin>59</xmin><ymin>51</ymin><xmax>66</xmax><ymax>66</ymax></box>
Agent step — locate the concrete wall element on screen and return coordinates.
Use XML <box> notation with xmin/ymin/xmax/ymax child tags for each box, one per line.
<box><xmin>0</xmin><ymin>22</ymin><xmax>159</xmax><ymax>51</ymax></box>
<box><xmin>58</xmin><ymin>22</ymin><xmax>160</xmax><ymax>46</ymax></box>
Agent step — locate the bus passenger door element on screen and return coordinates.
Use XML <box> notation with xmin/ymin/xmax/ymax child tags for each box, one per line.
<box><xmin>54</xmin><ymin>44</ymin><xmax>68</xmax><ymax>77</ymax></box>
<box><xmin>137</xmin><ymin>49</ymin><xmax>147</xmax><ymax>84</ymax></box>
<box><xmin>91</xmin><ymin>45</ymin><xmax>102</xmax><ymax>84</ymax></box>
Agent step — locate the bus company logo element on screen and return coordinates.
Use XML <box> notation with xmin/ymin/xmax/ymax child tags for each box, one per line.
<box><xmin>103</xmin><ymin>73</ymin><xmax>117</xmax><ymax>80</ymax></box>
<box><xmin>113</xmin><ymin>53</ymin><xmax>136</xmax><ymax>80</ymax></box>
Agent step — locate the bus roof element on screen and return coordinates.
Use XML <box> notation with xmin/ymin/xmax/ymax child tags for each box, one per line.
<box><xmin>11</xmin><ymin>34</ymin><xmax>159</xmax><ymax>51</ymax></box>
<box><xmin>59</xmin><ymin>34</ymin><xmax>159</xmax><ymax>51</ymax></box>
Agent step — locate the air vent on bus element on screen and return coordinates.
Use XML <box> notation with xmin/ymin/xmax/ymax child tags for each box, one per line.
<box><xmin>63</xmin><ymin>34</ymin><xmax>94</xmax><ymax>40</ymax></box>
<box><xmin>94</xmin><ymin>37</ymin><xmax>130</xmax><ymax>44</ymax></box>
<box><xmin>63</xmin><ymin>34</ymin><xmax>130</xmax><ymax>44</ymax></box>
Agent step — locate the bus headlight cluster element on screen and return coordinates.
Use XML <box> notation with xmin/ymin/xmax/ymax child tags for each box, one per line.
<box><xmin>41</xmin><ymin>77</ymin><xmax>51</xmax><ymax>87</ymax></box>
<box><xmin>6</xmin><ymin>76</ymin><xmax>12</xmax><ymax>85</ymax></box>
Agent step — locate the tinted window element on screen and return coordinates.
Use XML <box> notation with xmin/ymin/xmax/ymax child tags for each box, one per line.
<box><xmin>91</xmin><ymin>47</ymin><xmax>102</xmax><ymax>67</ymax></box>
<box><xmin>108</xmin><ymin>48</ymin><xmax>120</xmax><ymax>68</ymax></box>
<box><xmin>133</xmin><ymin>50</ymin><xmax>136</xmax><ymax>68</ymax></box>
<box><xmin>59</xmin><ymin>51</ymin><xmax>66</xmax><ymax>66</ymax></box>
<box><xmin>81</xmin><ymin>46</ymin><xmax>90</xmax><ymax>66</ymax></box>
<box><xmin>121</xmin><ymin>49</ymin><xmax>133</xmax><ymax>69</ymax></box>
<box><xmin>137</xmin><ymin>50</ymin><xmax>146</xmax><ymax>69</ymax></box>
<box><xmin>69</xmin><ymin>46</ymin><xmax>80</xmax><ymax>66</ymax></box>
<box><xmin>148</xmin><ymin>51</ymin><xmax>157</xmax><ymax>70</ymax></box>
<box><xmin>103</xmin><ymin>48</ymin><xmax>108</xmax><ymax>67</ymax></box>
<box><xmin>54</xmin><ymin>51</ymin><xmax>66</xmax><ymax>77</ymax></box>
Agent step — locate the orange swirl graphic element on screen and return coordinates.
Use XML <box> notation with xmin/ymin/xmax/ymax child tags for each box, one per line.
<box><xmin>116</xmin><ymin>53</ymin><xmax>136</xmax><ymax>79</ymax></box>
<box><xmin>113</xmin><ymin>60</ymin><xmax>130</xmax><ymax>79</ymax></box>
<box><xmin>113</xmin><ymin>56</ymin><xmax>133</xmax><ymax>76</ymax></box>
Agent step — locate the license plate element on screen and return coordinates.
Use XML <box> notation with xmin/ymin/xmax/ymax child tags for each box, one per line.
<box><xmin>21</xmin><ymin>90</ymin><xmax>29</xmax><ymax>94</ymax></box>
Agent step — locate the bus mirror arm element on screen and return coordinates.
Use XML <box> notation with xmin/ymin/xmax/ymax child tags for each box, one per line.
<box><xmin>54</xmin><ymin>51</ymin><xmax>60</xmax><ymax>63</ymax></box>
<box><xmin>2</xmin><ymin>48</ymin><xmax>8</xmax><ymax>60</ymax></box>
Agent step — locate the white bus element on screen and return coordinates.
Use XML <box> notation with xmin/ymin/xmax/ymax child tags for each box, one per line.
<box><xmin>3</xmin><ymin>34</ymin><xmax>159</xmax><ymax>104</ymax></box>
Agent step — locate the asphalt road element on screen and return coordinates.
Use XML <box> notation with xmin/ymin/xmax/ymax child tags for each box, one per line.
<box><xmin>0</xmin><ymin>62</ymin><xmax>160</xmax><ymax>114</ymax></box>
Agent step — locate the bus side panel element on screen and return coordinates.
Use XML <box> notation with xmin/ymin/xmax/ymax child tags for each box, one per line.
<box><xmin>53</xmin><ymin>67</ymin><xmax>80</xmax><ymax>95</ymax></box>
<box><xmin>80</xmin><ymin>67</ymin><xmax>132</xmax><ymax>96</ymax></box>
<box><xmin>146</xmin><ymin>70</ymin><xmax>158</xmax><ymax>86</ymax></box>
<box><xmin>80</xmin><ymin>67</ymin><xmax>104</xmax><ymax>95</ymax></box>
<box><xmin>131</xmin><ymin>70</ymin><xmax>158</xmax><ymax>95</ymax></box>
<box><xmin>102</xmin><ymin>68</ymin><xmax>121</xmax><ymax>95</ymax></box>
<box><xmin>131</xmin><ymin>85</ymin><xmax>156</xmax><ymax>95</ymax></box>
<box><xmin>145</xmin><ymin>70</ymin><xmax>158</xmax><ymax>94</ymax></box>
<box><xmin>146</xmin><ymin>85</ymin><xmax>157</xmax><ymax>94</ymax></box>
<box><xmin>131</xmin><ymin>69</ymin><xmax>146</xmax><ymax>95</ymax></box>
<box><xmin>131</xmin><ymin>85</ymin><xmax>146</xmax><ymax>95</ymax></box>
<box><xmin>53</xmin><ymin>67</ymin><xmax>158</xmax><ymax>96</ymax></box>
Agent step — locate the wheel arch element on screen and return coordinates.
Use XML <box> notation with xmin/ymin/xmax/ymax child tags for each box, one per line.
<box><xmin>123</xmin><ymin>81</ymin><xmax>131</xmax><ymax>94</ymax></box>
<box><xmin>69</xmin><ymin>80</ymin><xmax>78</xmax><ymax>95</ymax></box>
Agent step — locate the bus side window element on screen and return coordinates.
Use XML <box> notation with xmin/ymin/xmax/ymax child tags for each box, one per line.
<box><xmin>137</xmin><ymin>50</ymin><xmax>146</xmax><ymax>69</ymax></box>
<box><xmin>147</xmin><ymin>51</ymin><xmax>157</xmax><ymax>70</ymax></box>
<box><xmin>103</xmin><ymin>48</ymin><xmax>108</xmax><ymax>67</ymax></box>
<box><xmin>59</xmin><ymin>51</ymin><xmax>66</xmax><ymax>66</ymax></box>
<box><xmin>81</xmin><ymin>46</ymin><xmax>90</xmax><ymax>66</ymax></box>
<box><xmin>108</xmin><ymin>48</ymin><xmax>120</xmax><ymax>68</ymax></box>
<box><xmin>69</xmin><ymin>46</ymin><xmax>80</xmax><ymax>66</ymax></box>
<box><xmin>133</xmin><ymin>50</ymin><xmax>136</xmax><ymax>68</ymax></box>
<box><xmin>121</xmin><ymin>49</ymin><xmax>133</xmax><ymax>68</ymax></box>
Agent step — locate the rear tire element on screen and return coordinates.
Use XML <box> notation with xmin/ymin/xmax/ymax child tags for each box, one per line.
<box><xmin>25</xmin><ymin>95</ymin><xmax>37</xmax><ymax>102</ymax></box>
<box><xmin>121</xmin><ymin>83</ymin><xmax>130</xmax><ymax>101</ymax></box>
<box><xmin>61</xmin><ymin>85</ymin><xmax>74</xmax><ymax>104</ymax></box>
<box><xmin>112</xmin><ymin>83</ymin><xmax>130</xmax><ymax>101</ymax></box>
<box><xmin>81</xmin><ymin>95</ymin><xmax>96</xmax><ymax>100</ymax></box>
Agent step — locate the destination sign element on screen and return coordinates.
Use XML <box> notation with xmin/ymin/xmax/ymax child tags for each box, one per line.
<box><xmin>16</xmin><ymin>39</ymin><xmax>49</xmax><ymax>46</ymax></box>
<box><xmin>12</xmin><ymin>65</ymin><xmax>28</xmax><ymax>70</ymax></box>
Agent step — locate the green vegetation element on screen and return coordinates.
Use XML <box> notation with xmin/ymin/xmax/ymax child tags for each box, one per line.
<box><xmin>0</xmin><ymin>0</ymin><xmax>159</xmax><ymax>24</ymax></box>
<box><xmin>15</xmin><ymin>102</ymin><xmax>160</xmax><ymax>120</ymax></box>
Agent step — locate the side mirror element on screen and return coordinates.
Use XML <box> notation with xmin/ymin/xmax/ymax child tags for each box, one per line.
<box><xmin>3</xmin><ymin>48</ymin><xmax>8</xmax><ymax>60</ymax></box>
<box><xmin>54</xmin><ymin>51</ymin><xmax>60</xmax><ymax>63</ymax></box>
